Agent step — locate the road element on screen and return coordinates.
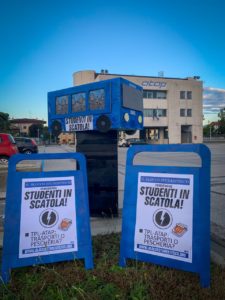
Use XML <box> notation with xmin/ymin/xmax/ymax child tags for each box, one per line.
<box><xmin>207</xmin><ymin>143</ymin><xmax>225</xmax><ymax>242</ymax></box>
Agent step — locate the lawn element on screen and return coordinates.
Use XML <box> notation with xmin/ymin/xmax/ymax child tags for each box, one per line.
<box><xmin>1</xmin><ymin>233</ymin><xmax>225</xmax><ymax>300</ymax></box>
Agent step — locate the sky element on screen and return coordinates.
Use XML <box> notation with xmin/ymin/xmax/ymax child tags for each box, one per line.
<box><xmin>0</xmin><ymin>0</ymin><xmax>225</xmax><ymax>125</ymax></box>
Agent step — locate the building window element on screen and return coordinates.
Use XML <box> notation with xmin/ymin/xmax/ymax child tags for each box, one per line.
<box><xmin>180</xmin><ymin>91</ymin><xmax>186</xmax><ymax>99</ymax></box>
<box><xmin>180</xmin><ymin>91</ymin><xmax>192</xmax><ymax>100</ymax></box>
<box><xmin>143</xmin><ymin>90</ymin><xmax>167</xmax><ymax>99</ymax></box>
<box><xmin>180</xmin><ymin>109</ymin><xmax>185</xmax><ymax>117</ymax></box>
<box><xmin>156</xmin><ymin>91</ymin><xmax>167</xmax><ymax>99</ymax></box>
<box><xmin>72</xmin><ymin>92</ymin><xmax>86</xmax><ymax>112</ymax></box>
<box><xmin>56</xmin><ymin>96</ymin><xmax>68</xmax><ymax>114</ymax></box>
<box><xmin>143</xmin><ymin>91</ymin><xmax>153</xmax><ymax>98</ymax></box>
<box><xmin>89</xmin><ymin>89</ymin><xmax>105</xmax><ymax>110</ymax></box>
<box><xmin>187</xmin><ymin>91</ymin><xmax>192</xmax><ymax>99</ymax></box>
<box><xmin>180</xmin><ymin>109</ymin><xmax>192</xmax><ymax>117</ymax></box>
<box><xmin>144</xmin><ymin>109</ymin><xmax>153</xmax><ymax>117</ymax></box>
<box><xmin>157</xmin><ymin>109</ymin><xmax>167</xmax><ymax>117</ymax></box>
<box><xmin>164</xmin><ymin>128</ymin><xmax>168</xmax><ymax>139</ymax></box>
<box><xmin>144</xmin><ymin>109</ymin><xmax>167</xmax><ymax>118</ymax></box>
<box><xmin>187</xmin><ymin>109</ymin><xmax>192</xmax><ymax>117</ymax></box>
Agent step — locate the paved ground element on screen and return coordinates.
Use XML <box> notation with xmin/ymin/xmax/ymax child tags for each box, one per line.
<box><xmin>208</xmin><ymin>143</ymin><xmax>225</xmax><ymax>239</ymax></box>
<box><xmin>206</xmin><ymin>143</ymin><xmax>225</xmax><ymax>264</ymax></box>
<box><xmin>0</xmin><ymin>143</ymin><xmax>224</xmax><ymax>264</ymax></box>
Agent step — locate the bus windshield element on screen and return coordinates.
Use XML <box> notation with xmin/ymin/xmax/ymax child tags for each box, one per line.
<box><xmin>122</xmin><ymin>84</ymin><xmax>143</xmax><ymax>111</ymax></box>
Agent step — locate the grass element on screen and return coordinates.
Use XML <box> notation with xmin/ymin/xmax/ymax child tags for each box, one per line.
<box><xmin>1</xmin><ymin>233</ymin><xmax>225</xmax><ymax>300</ymax></box>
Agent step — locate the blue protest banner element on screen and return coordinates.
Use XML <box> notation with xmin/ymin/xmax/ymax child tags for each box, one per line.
<box><xmin>119</xmin><ymin>144</ymin><xmax>210</xmax><ymax>288</ymax></box>
<box><xmin>1</xmin><ymin>152</ymin><xmax>93</xmax><ymax>283</ymax></box>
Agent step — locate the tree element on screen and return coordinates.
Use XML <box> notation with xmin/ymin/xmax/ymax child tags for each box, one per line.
<box><xmin>42</xmin><ymin>126</ymin><xmax>50</xmax><ymax>141</ymax></box>
<box><xmin>29</xmin><ymin>123</ymin><xmax>44</xmax><ymax>138</ymax></box>
<box><xmin>217</xmin><ymin>109</ymin><xmax>225</xmax><ymax>135</ymax></box>
<box><xmin>203</xmin><ymin>124</ymin><xmax>215</xmax><ymax>137</ymax></box>
<box><xmin>0</xmin><ymin>112</ymin><xmax>10</xmax><ymax>132</ymax></box>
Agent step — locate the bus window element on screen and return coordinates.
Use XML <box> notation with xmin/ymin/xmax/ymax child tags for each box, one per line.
<box><xmin>56</xmin><ymin>96</ymin><xmax>68</xmax><ymax>114</ymax></box>
<box><xmin>88</xmin><ymin>89</ymin><xmax>105</xmax><ymax>111</ymax></box>
<box><xmin>72</xmin><ymin>92</ymin><xmax>86</xmax><ymax>112</ymax></box>
<box><xmin>122</xmin><ymin>84</ymin><xmax>143</xmax><ymax>111</ymax></box>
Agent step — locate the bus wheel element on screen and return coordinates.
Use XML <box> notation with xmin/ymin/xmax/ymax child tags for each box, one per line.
<box><xmin>96</xmin><ymin>115</ymin><xmax>111</xmax><ymax>133</ymax></box>
<box><xmin>125</xmin><ymin>130</ymin><xmax>137</xmax><ymax>136</ymax></box>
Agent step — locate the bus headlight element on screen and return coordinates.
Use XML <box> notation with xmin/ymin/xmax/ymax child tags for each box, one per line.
<box><xmin>138</xmin><ymin>115</ymin><xmax>143</xmax><ymax>124</ymax></box>
<box><xmin>124</xmin><ymin>113</ymin><xmax>130</xmax><ymax>122</ymax></box>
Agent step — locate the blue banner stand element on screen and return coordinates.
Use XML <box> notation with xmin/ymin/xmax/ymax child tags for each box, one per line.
<box><xmin>1</xmin><ymin>153</ymin><xmax>93</xmax><ymax>284</ymax></box>
<box><xmin>119</xmin><ymin>144</ymin><xmax>211</xmax><ymax>288</ymax></box>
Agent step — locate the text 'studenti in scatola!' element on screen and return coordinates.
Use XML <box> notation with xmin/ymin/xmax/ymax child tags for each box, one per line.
<box><xmin>19</xmin><ymin>177</ymin><xmax>78</xmax><ymax>258</ymax></box>
<box><xmin>134</xmin><ymin>172</ymin><xmax>193</xmax><ymax>263</ymax></box>
<box><xmin>25</xmin><ymin>188</ymin><xmax>71</xmax><ymax>209</ymax></box>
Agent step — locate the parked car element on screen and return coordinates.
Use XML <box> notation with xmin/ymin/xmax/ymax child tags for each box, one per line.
<box><xmin>0</xmin><ymin>133</ymin><xmax>18</xmax><ymax>164</ymax></box>
<box><xmin>127</xmin><ymin>138</ymin><xmax>148</xmax><ymax>146</ymax></box>
<box><xmin>14</xmin><ymin>137</ymin><xmax>38</xmax><ymax>154</ymax></box>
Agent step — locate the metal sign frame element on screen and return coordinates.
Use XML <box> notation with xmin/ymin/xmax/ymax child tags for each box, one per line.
<box><xmin>1</xmin><ymin>153</ymin><xmax>93</xmax><ymax>283</ymax></box>
<box><xmin>119</xmin><ymin>144</ymin><xmax>210</xmax><ymax>287</ymax></box>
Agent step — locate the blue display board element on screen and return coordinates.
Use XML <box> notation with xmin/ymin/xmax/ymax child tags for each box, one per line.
<box><xmin>1</xmin><ymin>153</ymin><xmax>93</xmax><ymax>283</ymax></box>
<box><xmin>119</xmin><ymin>144</ymin><xmax>211</xmax><ymax>288</ymax></box>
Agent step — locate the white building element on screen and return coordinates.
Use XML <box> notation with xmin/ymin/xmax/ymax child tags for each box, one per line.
<box><xmin>73</xmin><ymin>70</ymin><xmax>203</xmax><ymax>144</ymax></box>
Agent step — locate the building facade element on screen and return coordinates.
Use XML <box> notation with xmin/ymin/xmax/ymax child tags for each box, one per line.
<box><xmin>73</xmin><ymin>70</ymin><xmax>203</xmax><ymax>144</ymax></box>
<box><xmin>10</xmin><ymin>118</ymin><xmax>46</xmax><ymax>136</ymax></box>
<box><xmin>58</xmin><ymin>132</ymin><xmax>75</xmax><ymax>144</ymax></box>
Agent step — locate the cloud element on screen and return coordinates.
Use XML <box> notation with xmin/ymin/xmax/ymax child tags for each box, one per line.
<box><xmin>203</xmin><ymin>87</ymin><xmax>225</xmax><ymax>115</ymax></box>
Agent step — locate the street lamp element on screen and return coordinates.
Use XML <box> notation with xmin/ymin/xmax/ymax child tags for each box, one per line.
<box><xmin>208</xmin><ymin>121</ymin><xmax>211</xmax><ymax>140</ymax></box>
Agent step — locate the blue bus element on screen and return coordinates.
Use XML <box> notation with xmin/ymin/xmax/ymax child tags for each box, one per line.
<box><xmin>48</xmin><ymin>77</ymin><xmax>143</xmax><ymax>134</ymax></box>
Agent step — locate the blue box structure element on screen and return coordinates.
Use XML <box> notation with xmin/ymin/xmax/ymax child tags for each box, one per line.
<box><xmin>1</xmin><ymin>153</ymin><xmax>93</xmax><ymax>283</ymax></box>
<box><xmin>48</xmin><ymin>78</ymin><xmax>143</xmax><ymax>216</ymax></box>
<box><xmin>120</xmin><ymin>144</ymin><xmax>211</xmax><ymax>288</ymax></box>
<box><xmin>48</xmin><ymin>77</ymin><xmax>143</xmax><ymax>134</ymax></box>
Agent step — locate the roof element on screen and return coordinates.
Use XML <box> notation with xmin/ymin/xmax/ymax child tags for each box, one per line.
<box><xmin>95</xmin><ymin>72</ymin><xmax>201</xmax><ymax>81</ymax></box>
<box><xmin>10</xmin><ymin>118</ymin><xmax>46</xmax><ymax>124</ymax></box>
<box><xmin>210</xmin><ymin>121</ymin><xmax>222</xmax><ymax>127</ymax></box>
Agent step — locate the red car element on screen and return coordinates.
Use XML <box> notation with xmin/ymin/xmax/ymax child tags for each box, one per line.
<box><xmin>0</xmin><ymin>133</ymin><xmax>18</xmax><ymax>164</ymax></box>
